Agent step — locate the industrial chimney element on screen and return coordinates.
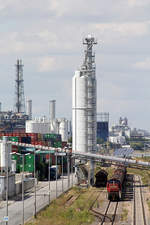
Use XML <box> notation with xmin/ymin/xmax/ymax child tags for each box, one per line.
<box><xmin>49</xmin><ymin>100</ymin><xmax>56</xmax><ymax>121</ymax></box>
<box><xmin>26</xmin><ymin>99</ymin><xmax>32</xmax><ymax>120</ymax></box>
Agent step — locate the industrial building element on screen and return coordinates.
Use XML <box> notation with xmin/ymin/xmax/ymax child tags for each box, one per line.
<box><xmin>0</xmin><ymin>60</ymin><xmax>30</xmax><ymax>133</ymax></box>
<box><xmin>97</xmin><ymin>112</ymin><xmax>109</xmax><ymax>142</ymax></box>
<box><xmin>26</xmin><ymin>100</ymin><xmax>69</xmax><ymax>142</ymax></box>
<box><xmin>109</xmin><ymin>117</ymin><xmax>131</xmax><ymax>144</ymax></box>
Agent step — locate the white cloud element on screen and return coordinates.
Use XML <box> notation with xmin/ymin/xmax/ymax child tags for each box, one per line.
<box><xmin>93</xmin><ymin>22</ymin><xmax>149</xmax><ymax>39</ymax></box>
<box><xmin>37</xmin><ymin>57</ymin><xmax>56</xmax><ymax>72</ymax></box>
<box><xmin>128</xmin><ymin>0</ymin><xmax>150</xmax><ymax>7</ymax></box>
<box><xmin>134</xmin><ymin>58</ymin><xmax>150</xmax><ymax>70</ymax></box>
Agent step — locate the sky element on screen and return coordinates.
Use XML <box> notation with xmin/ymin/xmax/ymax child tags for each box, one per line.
<box><xmin>0</xmin><ymin>0</ymin><xmax>150</xmax><ymax>130</ymax></box>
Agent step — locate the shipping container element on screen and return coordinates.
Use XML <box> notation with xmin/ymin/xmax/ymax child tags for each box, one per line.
<box><xmin>9</xmin><ymin>136</ymin><xmax>19</xmax><ymax>142</ymax></box>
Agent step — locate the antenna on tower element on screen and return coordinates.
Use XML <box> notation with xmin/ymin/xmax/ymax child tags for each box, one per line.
<box><xmin>82</xmin><ymin>35</ymin><xmax>97</xmax><ymax>71</ymax></box>
<box><xmin>14</xmin><ymin>59</ymin><xmax>25</xmax><ymax>113</ymax></box>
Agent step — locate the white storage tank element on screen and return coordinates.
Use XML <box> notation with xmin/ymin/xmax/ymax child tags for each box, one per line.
<box><xmin>26</xmin><ymin>120</ymin><xmax>50</xmax><ymax>134</ymax></box>
<box><xmin>72</xmin><ymin>71</ymin><xmax>88</xmax><ymax>153</ymax></box>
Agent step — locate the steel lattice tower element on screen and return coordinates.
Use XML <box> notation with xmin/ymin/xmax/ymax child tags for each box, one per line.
<box><xmin>14</xmin><ymin>59</ymin><xmax>25</xmax><ymax>113</ymax></box>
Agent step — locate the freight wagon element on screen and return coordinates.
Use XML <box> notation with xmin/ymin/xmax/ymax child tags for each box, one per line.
<box><xmin>107</xmin><ymin>166</ymin><xmax>126</xmax><ymax>200</ymax></box>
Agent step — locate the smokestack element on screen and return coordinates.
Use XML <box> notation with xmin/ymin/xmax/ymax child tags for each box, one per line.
<box><xmin>26</xmin><ymin>99</ymin><xmax>32</xmax><ymax>120</ymax></box>
<box><xmin>49</xmin><ymin>100</ymin><xmax>56</xmax><ymax>121</ymax></box>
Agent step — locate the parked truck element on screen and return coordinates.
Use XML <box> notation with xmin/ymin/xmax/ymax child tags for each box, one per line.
<box><xmin>50</xmin><ymin>165</ymin><xmax>61</xmax><ymax>180</ymax></box>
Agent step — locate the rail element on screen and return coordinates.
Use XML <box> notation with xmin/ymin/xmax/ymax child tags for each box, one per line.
<box><xmin>133</xmin><ymin>175</ymin><xmax>147</xmax><ymax>225</ymax></box>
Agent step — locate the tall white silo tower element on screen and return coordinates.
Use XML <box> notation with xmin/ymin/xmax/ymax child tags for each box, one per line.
<box><xmin>72</xmin><ymin>35</ymin><xmax>97</xmax><ymax>154</ymax></box>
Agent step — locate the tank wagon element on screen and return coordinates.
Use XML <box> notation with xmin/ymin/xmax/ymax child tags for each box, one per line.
<box><xmin>107</xmin><ymin>166</ymin><xmax>126</xmax><ymax>200</ymax></box>
<box><xmin>95</xmin><ymin>170</ymin><xmax>108</xmax><ymax>187</ymax></box>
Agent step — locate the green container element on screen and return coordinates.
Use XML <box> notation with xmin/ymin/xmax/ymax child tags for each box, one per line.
<box><xmin>25</xmin><ymin>164</ymin><xmax>34</xmax><ymax>173</ymax></box>
<box><xmin>11</xmin><ymin>154</ymin><xmax>18</xmax><ymax>161</ymax></box>
<box><xmin>9</xmin><ymin>137</ymin><xmax>19</xmax><ymax>142</ymax></box>
<box><xmin>24</xmin><ymin>154</ymin><xmax>34</xmax><ymax>172</ymax></box>
<box><xmin>53</xmin><ymin>141</ymin><xmax>62</xmax><ymax>148</ymax></box>
<box><xmin>25</xmin><ymin>154</ymin><xmax>34</xmax><ymax>164</ymax></box>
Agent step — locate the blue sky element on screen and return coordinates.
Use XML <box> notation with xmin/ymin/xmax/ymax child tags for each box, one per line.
<box><xmin>0</xmin><ymin>0</ymin><xmax>150</xmax><ymax>130</ymax></box>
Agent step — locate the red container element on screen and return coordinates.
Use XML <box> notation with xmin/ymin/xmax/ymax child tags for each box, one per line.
<box><xmin>62</xmin><ymin>142</ymin><xmax>67</xmax><ymax>148</ymax></box>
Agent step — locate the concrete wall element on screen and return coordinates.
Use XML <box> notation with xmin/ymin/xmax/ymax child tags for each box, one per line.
<box><xmin>16</xmin><ymin>178</ymin><xmax>35</xmax><ymax>195</ymax></box>
<box><xmin>0</xmin><ymin>174</ymin><xmax>15</xmax><ymax>200</ymax></box>
<box><xmin>0</xmin><ymin>174</ymin><xmax>35</xmax><ymax>200</ymax></box>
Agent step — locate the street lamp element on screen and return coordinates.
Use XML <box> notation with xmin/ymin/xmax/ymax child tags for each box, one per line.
<box><xmin>61</xmin><ymin>152</ymin><xmax>64</xmax><ymax>193</ymax></box>
<box><xmin>67</xmin><ymin>154</ymin><xmax>70</xmax><ymax>189</ymax></box>
<box><xmin>48</xmin><ymin>151</ymin><xmax>51</xmax><ymax>205</ymax></box>
<box><xmin>71</xmin><ymin>156</ymin><xmax>74</xmax><ymax>187</ymax></box>
<box><xmin>2</xmin><ymin>136</ymin><xmax>12</xmax><ymax>225</ymax></box>
<box><xmin>55</xmin><ymin>150</ymin><xmax>58</xmax><ymax>198</ymax></box>
<box><xmin>34</xmin><ymin>149</ymin><xmax>40</xmax><ymax>218</ymax></box>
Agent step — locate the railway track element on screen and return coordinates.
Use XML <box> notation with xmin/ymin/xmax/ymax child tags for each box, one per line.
<box><xmin>89</xmin><ymin>192</ymin><xmax>119</xmax><ymax>225</ymax></box>
<box><xmin>133</xmin><ymin>175</ymin><xmax>147</xmax><ymax>225</ymax></box>
<box><xmin>100</xmin><ymin>201</ymin><xmax>118</xmax><ymax>225</ymax></box>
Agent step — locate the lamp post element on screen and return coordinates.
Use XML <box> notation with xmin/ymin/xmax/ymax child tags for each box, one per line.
<box><xmin>34</xmin><ymin>149</ymin><xmax>40</xmax><ymax>218</ymax></box>
<box><xmin>55</xmin><ymin>150</ymin><xmax>58</xmax><ymax>198</ymax></box>
<box><xmin>67</xmin><ymin>153</ymin><xmax>70</xmax><ymax>189</ymax></box>
<box><xmin>4</xmin><ymin>137</ymin><xmax>9</xmax><ymax>225</ymax></box>
<box><xmin>34</xmin><ymin>149</ymin><xmax>36</xmax><ymax>218</ymax></box>
<box><xmin>61</xmin><ymin>153</ymin><xmax>64</xmax><ymax>193</ymax></box>
<box><xmin>48</xmin><ymin>151</ymin><xmax>51</xmax><ymax>205</ymax></box>
<box><xmin>71</xmin><ymin>156</ymin><xmax>74</xmax><ymax>187</ymax></box>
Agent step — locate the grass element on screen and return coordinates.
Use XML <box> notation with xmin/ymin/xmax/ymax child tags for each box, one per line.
<box><xmin>146</xmin><ymin>198</ymin><xmax>150</xmax><ymax>212</ymax></box>
<box><xmin>25</xmin><ymin>187</ymin><xmax>95</xmax><ymax>225</ymax></box>
<box><xmin>121</xmin><ymin>208</ymin><xmax>128</xmax><ymax>221</ymax></box>
<box><xmin>127</xmin><ymin>168</ymin><xmax>150</xmax><ymax>186</ymax></box>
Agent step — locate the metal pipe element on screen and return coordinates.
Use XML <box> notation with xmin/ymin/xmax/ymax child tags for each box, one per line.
<box><xmin>73</xmin><ymin>151</ymin><xmax>150</xmax><ymax>168</ymax></box>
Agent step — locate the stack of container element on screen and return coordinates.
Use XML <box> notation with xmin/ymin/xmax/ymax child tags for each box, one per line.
<box><xmin>0</xmin><ymin>132</ymin><xmax>62</xmax><ymax>148</ymax></box>
<box><xmin>12</xmin><ymin>153</ymin><xmax>34</xmax><ymax>173</ymax></box>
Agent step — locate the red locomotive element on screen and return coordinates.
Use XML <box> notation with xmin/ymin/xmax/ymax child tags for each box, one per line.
<box><xmin>107</xmin><ymin>166</ymin><xmax>126</xmax><ymax>200</ymax></box>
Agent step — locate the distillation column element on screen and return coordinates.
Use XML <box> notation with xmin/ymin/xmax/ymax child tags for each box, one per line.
<box><xmin>72</xmin><ymin>35</ymin><xmax>97</xmax><ymax>185</ymax></box>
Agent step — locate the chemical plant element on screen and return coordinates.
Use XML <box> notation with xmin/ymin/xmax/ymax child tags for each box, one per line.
<box><xmin>0</xmin><ymin>36</ymin><xmax>150</xmax><ymax>225</ymax></box>
<box><xmin>0</xmin><ymin>60</ymin><xmax>29</xmax><ymax>133</ymax></box>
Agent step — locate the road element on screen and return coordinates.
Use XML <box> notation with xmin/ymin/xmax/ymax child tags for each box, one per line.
<box><xmin>0</xmin><ymin>174</ymin><xmax>76</xmax><ymax>225</ymax></box>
